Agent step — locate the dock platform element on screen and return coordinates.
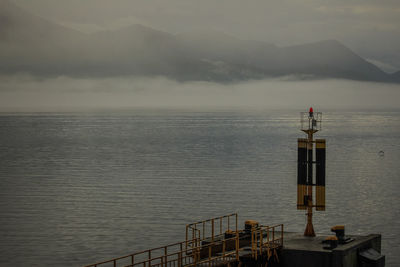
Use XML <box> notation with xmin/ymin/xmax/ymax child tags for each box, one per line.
<box><xmin>281</xmin><ymin>232</ymin><xmax>383</xmax><ymax>267</ymax></box>
<box><xmin>83</xmin><ymin>214</ymin><xmax>384</xmax><ymax>267</ymax></box>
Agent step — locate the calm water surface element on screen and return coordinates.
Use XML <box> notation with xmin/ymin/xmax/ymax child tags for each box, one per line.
<box><xmin>0</xmin><ymin>109</ymin><xmax>399</xmax><ymax>266</ymax></box>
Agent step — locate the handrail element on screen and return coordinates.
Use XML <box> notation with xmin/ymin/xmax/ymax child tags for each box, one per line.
<box><xmin>83</xmin><ymin>240</ymin><xmax>188</xmax><ymax>267</ymax></box>
<box><xmin>185</xmin><ymin>213</ymin><xmax>238</xmax><ymax>251</ymax></box>
<box><xmin>84</xmin><ymin>234</ymin><xmax>241</xmax><ymax>267</ymax></box>
<box><xmin>250</xmin><ymin>224</ymin><xmax>284</xmax><ymax>260</ymax></box>
<box><xmin>83</xmin><ymin>217</ymin><xmax>283</xmax><ymax>267</ymax></box>
<box><xmin>123</xmin><ymin>235</ymin><xmax>241</xmax><ymax>267</ymax></box>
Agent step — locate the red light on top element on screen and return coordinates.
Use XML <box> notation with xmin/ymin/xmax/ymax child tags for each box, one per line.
<box><xmin>309</xmin><ymin>107</ymin><xmax>313</xmax><ymax>113</ymax></box>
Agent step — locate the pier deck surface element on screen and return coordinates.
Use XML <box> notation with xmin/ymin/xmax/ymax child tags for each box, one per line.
<box><xmin>281</xmin><ymin>232</ymin><xmax>382</xmax><ymax>267</ymax></box>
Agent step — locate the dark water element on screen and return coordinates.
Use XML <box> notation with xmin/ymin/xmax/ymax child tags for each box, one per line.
<box><xmin>0</xmin><ymin>109</ymin><xmax>399</xmax><ymax>267</ymax></box>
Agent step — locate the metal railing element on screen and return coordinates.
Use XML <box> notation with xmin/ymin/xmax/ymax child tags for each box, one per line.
<box><xmin>83</xmin><ymin>215</ymin><xmax>283</xmax><ymax>267</ymax></box>
<box><xmin>83</xmin><ymin>241</ymin><xmax>187</xmax><ymax>267</ymax></box>
<box><xmin>83</xmin><ymin>235</ymin><xmax>242</xmax><ymax>267</ymax></box>
<box><xmin>185</xmin><ymin>213</ymin><xmax>238</xmax><ymax>251</ymax></box>
<box><xmin>250</xmin><ymin>224</ymin><xmax>284</xmax><ymax>261</ymax></box>
<box><xmin>125</xmin><ymin>235</ymin><xmax>241</xmax><ymax>267</ymax></box>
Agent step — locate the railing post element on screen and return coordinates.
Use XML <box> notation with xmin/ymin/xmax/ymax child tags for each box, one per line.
<box><xmin>208</xmin><ymin>245</ymin><xmax>212</xmax><ymax>267</ymax></box>
<box><xmin>198</xmin><ymin>230</ymin><xmax>201</xmax><ymax>247</ymax></box>
<box><xmin>273</xmin><ymin>227</ymin><xmax>275</xmax><ymax>243</ymax></box>
<box><xmin>235</xmin><ymin>214</ymin><xmax>238</xmax><ymax>233</ymax></box>
<box><xmin>281</xmin><ymin>224</ymin><xmax>284</xmax><ymax>245</ymax></box>
<box><xmin>114</xmin><ymin>259</ymin><xmax>116</xmax><ymax>267</ymax></box>
<box><xmin>192</xmin><ymin>228</ymin><xmax>195</xmax><ymax>247</ymax></box>
<box><xmin>149</xmin><ymin>250</ymin><xmax>152</xmax><ymax>267</ymax></box>
<box><xmin>251</xmin><ymin>228</ymin><xmax>254</xmax><ymax>257</ymax></box>
<box><xmin>203</xmin><ymin>222</ymin><xmax>205</xmax><ymax>240</ymax></box>
<box><xmin>211</xmin><ymin>219</ymin><xmax>215</xmax><ymax>241</ymax></box>
<box><xmin>132</xmin><ymin>255</ymin><xmax>135</xmax><ymax>266</ymax></box>
<box><xmin>164</xmin><ymin>246</ymin><xmax>168</xmax><ymax>267</ymax></box>
<box><xmin>254</xmin><ymin>229</ymin><xmax>258</xmax><ymax>260</ymax></box>
<box><xmin>223</xmin><ymin>240</ymin><xmax>226</xmax><ymax>260</ymax></box>
<box><xmin>236</xmin><ymin>232</ymin><xmax>239</xmax><ymax>261</ymax></box>
<box><xmin>259</xmin><ymin>229</ymin><xmax>262</xmax><ymax>255</ymax></box>
<box><xmin>194</xmin><ymin>247</ymin><xmax>197</xmax><ymax>267</ymax></box>
<box><xmin>186</xmin><ymin>225</ymin><xmax>188</xmax><ymax>251</ymax></box>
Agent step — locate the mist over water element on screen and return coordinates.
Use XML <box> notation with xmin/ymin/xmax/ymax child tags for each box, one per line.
<box><xmin>0</xmin><ymin>75</ymin><xmax>399</xmax><ymax>111</ymax></box>
<box><xmin>0</xmin><ymin>75</ymin><xmax>400</xmax><ymax>112</ymax></box>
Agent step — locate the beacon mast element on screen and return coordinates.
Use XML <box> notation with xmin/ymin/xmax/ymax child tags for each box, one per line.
<box><xmin>297</xmin><ymin>107</ymin><xmax>326</xmax><ymax>237</ymax></box>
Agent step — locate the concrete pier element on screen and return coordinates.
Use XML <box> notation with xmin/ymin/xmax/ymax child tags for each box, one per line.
<box><xmin>281</xmin><ymin>232</ymin><xmax>383</xmax><ymax>267</ymax></box>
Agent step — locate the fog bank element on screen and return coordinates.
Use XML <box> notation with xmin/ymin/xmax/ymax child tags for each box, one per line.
<box><xmin>0</xmin><ymin>75</ymin><xmax>399</xmax><ymax>112</ymax></box>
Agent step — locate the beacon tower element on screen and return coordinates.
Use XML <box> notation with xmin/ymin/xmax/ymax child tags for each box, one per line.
<box><xmin>297</xmin><ymin>107</ymin><xmax>326</xmax><ymax>237</ymax></box>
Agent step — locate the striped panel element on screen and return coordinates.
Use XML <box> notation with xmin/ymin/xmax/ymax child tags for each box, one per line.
<box><xmin>316</xmin><ymin>139</ymin><xmax>326</xmax><ymax>210</ymax></box>
<box><xmin>297</xmin><ymin>138</ymin><xmax>308</xmax><ymax>209</ymax></box>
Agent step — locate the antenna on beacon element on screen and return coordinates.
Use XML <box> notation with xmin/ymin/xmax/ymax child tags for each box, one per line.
<box><xmin>297</xmin><ymin>107</ymin><xmax>325</xmax><ymax>237</ymax></box>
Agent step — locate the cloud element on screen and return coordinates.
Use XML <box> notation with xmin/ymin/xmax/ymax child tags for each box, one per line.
<box><xmin>11</xmin><ymin>0</ymin><xmax>400</xmax><ymax>70</ymax></box>
<box><xmin>59</xmin><ymin>16</ymin><xmax>149</xmax><ymax>34</ymax></box>
<box><xmin>0</xmin><ymin>74</ymin><xmax>399</xmax><ymax>112</ymax></box>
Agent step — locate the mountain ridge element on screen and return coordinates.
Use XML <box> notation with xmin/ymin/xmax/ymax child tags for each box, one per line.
<box><xmin>0</xmin><ymin>0</ymin><xmax>398</xmax><ymax>83</ymax></box>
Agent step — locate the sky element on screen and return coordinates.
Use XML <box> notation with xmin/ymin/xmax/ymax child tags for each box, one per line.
<box><xmin>11</xmin><ymin>0</ymin><xmax>400</xmax><ymax>73</ymax></box>
<box><xmin>1</xmin><ymin>0</ymin><xmax>400</xmax><ymax>111</ymax></box>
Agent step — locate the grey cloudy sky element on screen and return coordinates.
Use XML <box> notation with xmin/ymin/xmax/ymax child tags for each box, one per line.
<box><xmin>11</xmin><ymin>0</ymin><xmax>400</xmax><ymax>72</ymax></box>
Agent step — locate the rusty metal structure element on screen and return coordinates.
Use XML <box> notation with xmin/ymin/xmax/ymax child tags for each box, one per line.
<box><xmin>297</xmin><ymin>107</ymin><xmax>326</xmax><ymax>237</ymax></box>
<box><xmin>83</xmin><ymin>214</ymin><xmax>283</xmax><ymax>267</ymax></box>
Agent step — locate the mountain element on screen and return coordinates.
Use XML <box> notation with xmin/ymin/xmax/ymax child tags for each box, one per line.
<box><xmin>0</xmin><ymin>0</ymin><xmax>88</xmax><ymax>74</ymax></box>
<box><xmin>390</xmin><ymin>71</ymin><xmax>400</xmax><ymax>82</ymax></box>
<box><xmin>279</xmin><ymin>40</ymin><xmax>389</xmax><ymax>81</ymax></box>
<box><xmin>0</xmin><ymin>0</ymin><xmax>397</xmax><ymax>83</ymax></box>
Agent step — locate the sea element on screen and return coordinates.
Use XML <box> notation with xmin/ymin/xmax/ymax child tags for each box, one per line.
<box><xmin>0</xmin><ymin>109</ymin><xmax>399</xmax><ymax>266</ymax></box>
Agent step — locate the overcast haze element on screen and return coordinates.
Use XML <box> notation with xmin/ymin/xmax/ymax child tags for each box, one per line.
<box><xmin>11</xmin><ymin>0</ymin><xmax>400</xmax><ymax>72</ymax></box>
<box><xmin>1</xmin><ymin>75</ymin><xmax>399</xmax><ymax>112</ymax></box>
<box><xmin>1</xmin><ymin>0</ymin><xmax>400</xmax><ymax>111</ymax></box>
